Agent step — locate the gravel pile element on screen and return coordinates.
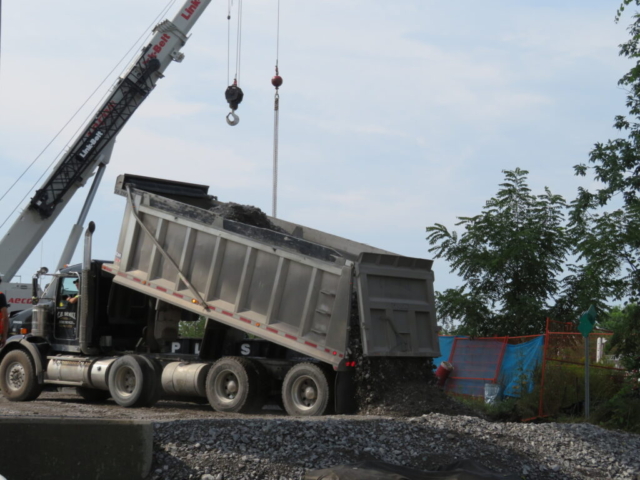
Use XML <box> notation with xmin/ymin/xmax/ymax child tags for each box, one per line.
<box><xmin>349</xmin><ymin>306</ymin><xmax>476</xmax><ymax>417</ymax></box>
<box><xmin>210</xmin><ymin>203</ymin><xmax>284</xmax><ymax>232</ymax></box>
<box><xmin>3</xmin><ymin>390</ymin><xmax>640</xmax><ymax>479</ymax></box>
<box><xmin>147</xmin><ymin>413</ymin><xmax>640</xmax><ymax>480</ymax></box>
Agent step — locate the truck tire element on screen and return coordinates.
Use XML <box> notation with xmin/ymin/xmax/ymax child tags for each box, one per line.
<box><xmin>76</xmin><ymin>387</ymin><xmax>110</xmax><ymax>403</ymax></box>
<box><xmin>0</xmin><ymin>349</ymin><xmax>43</xmax><ymax>402</ymax></box>
<box><xmin>206</xmin><ymin>357</ymin><xmax>262</xmax><ymax>414</ymax></box>
<box><xmin>108</xmin><ymin>355</ymin><xmax>155</xmax><ymax>408</ymax></box>
<box><xmin>282</xmin><ymin>362</ymin><xmax>331</xmax><ymax>417</ymax></box>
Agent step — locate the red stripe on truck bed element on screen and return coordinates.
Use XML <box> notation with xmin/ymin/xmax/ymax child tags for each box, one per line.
<box><xmin>113</xmin><ymin>271</ymin><xmax>345</xmax><ymax>360</ymax></box>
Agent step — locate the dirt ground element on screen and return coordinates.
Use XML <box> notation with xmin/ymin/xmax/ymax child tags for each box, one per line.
<box><xmin>0</xmin><ymin>385</ymin><xmax>476</xmax><ymax>421</ymax></box>
<box><xmin>0</xmin><ymin>389</ymin><xmax>279</xmax><ymax>421</ymax></box>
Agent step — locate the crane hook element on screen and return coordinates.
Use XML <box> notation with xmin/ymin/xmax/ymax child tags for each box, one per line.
<box><xmin>225</xmin><ymin>82</ymin><xmax>244</xmax><ymax>127</ymax></box>
<box><xmin>226</xmin><ymin>110</ymin><xmax>240</xmax><ymax>126</ymax></box>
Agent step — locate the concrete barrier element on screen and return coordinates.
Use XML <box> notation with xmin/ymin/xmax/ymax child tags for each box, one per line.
<box><xmin>0</xmin><ymin>417</ymin><xmax>153</xmax><ymax>480</ymax></box>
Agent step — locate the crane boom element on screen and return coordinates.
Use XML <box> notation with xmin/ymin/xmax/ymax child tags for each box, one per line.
<box><xmin>0</xmin><ymin>0</ymin><xmax>212</xmax><ymax>282</ymax></box>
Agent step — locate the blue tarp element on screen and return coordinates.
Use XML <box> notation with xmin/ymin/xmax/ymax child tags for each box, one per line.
<box><xmin>499</xmin><ymin>336</ymin><xmax>544</xmax><ymax>397</ymax></box>
<box><xmin>432</xmin><ymin>336</ymin><xmax>457</xmax><ymax>368</ymax></box>
<box><xmin>434</xmin><ymin>335</ymin><xmax>544</xmax><ymax>398</ymax></box>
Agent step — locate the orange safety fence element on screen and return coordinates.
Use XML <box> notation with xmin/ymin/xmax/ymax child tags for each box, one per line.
<box><xmin>445</xmin><ymin>336</ymin><xmax>508</xmax><ymax>397</ymax></box>
<box><xmin>533</xmin><ymin>318</ymin><xmax>627</xmax><ymax>420</ymax></box>
<box><xmin>438</xmin><ymin>319</ymin><xmax>628</xmax><ymax>421</ymax></box>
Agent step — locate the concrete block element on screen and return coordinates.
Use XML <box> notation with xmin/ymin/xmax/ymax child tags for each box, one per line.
<box><xmin>0</xmin><ymin>417</ymin><xmax>153</xmax><ymax>480</ymax></box>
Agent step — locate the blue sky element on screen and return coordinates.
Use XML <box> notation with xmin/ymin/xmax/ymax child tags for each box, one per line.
<box><xmin>0</xmin><ymin>0</ymin><xmax>632</xmax><ymax>293</ymax></box>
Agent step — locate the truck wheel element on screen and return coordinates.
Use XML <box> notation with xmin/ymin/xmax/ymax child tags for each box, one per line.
<box><xmin>282</xmin><ymin>362</ymin><xmax>331</xmax><ymax>416</ymax></box>
<box><xmin>0</xmin><ymin>350</ymin><xmax>43</xmax><ymax>402</ymax></box>
<box><xmin>108</xmin><ymin>355</ymin><xmax>154</xmax><ymax>408</ymax></box>
<box><xmin>206</xmin><ymin>357</ymin><xmax>261</xmax><ymax>414</ymax></box>
<box><xmin>76</xmin><ymin>387</ymin><xmax>110</xmax><ymax>403</ymax></box>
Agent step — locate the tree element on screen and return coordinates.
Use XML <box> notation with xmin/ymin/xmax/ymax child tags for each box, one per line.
<box><xmin>179</xmin><ymin>316</ymin><xmax>207</xmax><ymax>338</ymax></box>
<box><xmin>568</xmin><ymin>1</ymin><xmax>640</xmax><ymax>372</ymax></box>
<box><xmin>604</xmin><ymin>304</ymin><xmax>640</xmax><ymax>372</ymax></box>
<box><xmin>426</xmin><ymin>168</ymin><xmax>569</xmax><ymax>336</ymax></box>
<box><xmin>572</xmin><ymin>1</ymin><xmax>640</xmax><ymax>304</ymax></box>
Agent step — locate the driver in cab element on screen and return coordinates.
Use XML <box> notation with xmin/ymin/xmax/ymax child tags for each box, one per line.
<box><xmin>68</xmin><ymin>279</ymin><xmax>80</xmax><ymax>305</ymax></box>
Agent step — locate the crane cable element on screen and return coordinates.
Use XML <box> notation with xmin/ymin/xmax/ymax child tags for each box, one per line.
<box><xmin>0</xmin><ymin>0</ymin><xmax>177</xmax><ymax>229</ymax></box>
<box><xmin>225</xmin><ymin>0</ymin><xmax>244</xmax><ymax>126</ymax></box>
<box><xmin>271</xmin><ymin>0</ymin><xmax>283</xmax><ymax>218</ymax></box>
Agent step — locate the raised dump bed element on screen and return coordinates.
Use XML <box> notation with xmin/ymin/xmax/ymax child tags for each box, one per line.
<box><xmin>104</xmin><ymin>174</ymin><xmax>440</xmax><ymax>366</ymax></box>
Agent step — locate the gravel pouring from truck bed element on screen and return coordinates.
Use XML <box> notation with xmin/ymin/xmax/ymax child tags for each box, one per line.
<box><xmin>147</xmin><ymin>414</ymin><xmax>640</xmax><ymax>480</ymax></box>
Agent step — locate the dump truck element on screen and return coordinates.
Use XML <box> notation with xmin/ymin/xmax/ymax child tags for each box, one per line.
<box><xmin>0</xmin><ymin>174</ymin><xmax>440</xmax><ymax>416</ymax></box>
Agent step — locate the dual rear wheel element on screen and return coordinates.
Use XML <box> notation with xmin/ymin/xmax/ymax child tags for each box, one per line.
<box><xmin>281</xmin><ymin>362</ymin><xmax>332</xmax><ymax>417</ymax></box>
<box><xmin>205</xmin><ymin>357</ymin><xmax>268</xmax><ymax>414</ymax></box>
<box><xmin>204</xmin><ymin>358</ymin><xmax>332</xmax><ymax>416</ymax></box>
<box><xmin>107</xmin><ymin>355</ymin><xmax>162</xmax><ymax>408</ymax></box>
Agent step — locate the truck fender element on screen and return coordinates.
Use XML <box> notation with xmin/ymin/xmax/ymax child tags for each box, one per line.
<box><xmin>0</xmin><ymin>335</ymin><xmax>47</xmax><ymax>382</ymax></box>
<box><xmin>334</xmin><ymin>359</ymin><xmax>357</xmax><ymax>414</ymax></box>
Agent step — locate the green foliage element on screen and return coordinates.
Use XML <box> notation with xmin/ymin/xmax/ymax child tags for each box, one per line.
<box><xmin>458</xmin><ymin>396</ymin><xmax>525</xmax><ymax>423</ymax></box>
<box><xmin>456</xmin><ymin>382</ymin><xmax>539</xmax><ymax>422</ymax></box>
<box><xmin>572</xmin><ymin>4</ymin><xmax>640</xmax><ymax>304</ymax></box>
<box><xmin>540</xmin><ymin>364</ymin><xmax>625</xmax><ymax>417</ymax></box>
<box><xmin>567</xmin><ymin>3</ymin><xmax>640</xmax><ymax>377</ymax></box>
<box><xmin>179</xmin><ymin>316</ymin><xmax>207</xmax><ymax>338</ymax></box>
<box><xmin>594</xmin><ymin>382</ymin><xmax>640</xmax><ymax>433</ymax></box>
<box><xmin>616</xmin><ymin>0</ymin><xmax>639</xmax><ymax>22</ymax></box>
<box><xmin>426</xmin><ymin>168</ymin><xmax>570</xmax><ymax>336</ymax></box>
<box><xmin>600</xmin><ymin>305</ymin><xmax>628</xmax><ymax>331</ymax></box>
<box><xmin>605</xmin><ymin>304</ymin><xmax>640</xmax><ymax>371</ymax></box>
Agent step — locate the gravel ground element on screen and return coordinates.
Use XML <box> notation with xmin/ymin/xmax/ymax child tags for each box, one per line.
<box><xmin>2</xmin><ymin>391</ymin><xmax>640</xmax><ymax>480</ymax></box>
<box><xmin>148</xmin><ymin>414</ymin><xmax>640</xmax><ymax>480</ymax></box>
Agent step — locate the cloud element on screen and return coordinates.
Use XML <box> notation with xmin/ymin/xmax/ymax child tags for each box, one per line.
<box><xmin>0</xmin><ymin>0</ymin><xmax>632</xmax><ymax>294</ymax></box>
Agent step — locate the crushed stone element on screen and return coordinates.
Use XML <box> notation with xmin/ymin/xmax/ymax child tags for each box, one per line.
<box><xmin>146</xmin><ymin>414</ymin><xmax>640</xmax><ymax>480</ymax></box>
<box><xmin>209</xmin><ymin>202</ymin><xmax>284</xmax><ymax>232</ymax></box>
<box><xmin>3</xmin><ymin>391</ymin><xmax>640</xmax><ymax>480</ymax></box>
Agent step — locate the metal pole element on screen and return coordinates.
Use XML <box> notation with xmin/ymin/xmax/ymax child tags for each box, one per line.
<box><xmin>56</xmin><ymin>160</ymin><xmax>108</xmax><ymax>271</ymax></box>
<box><xmin>584</xmin><ymin>335</ymin><xmax>590</xmax><ymax>419</ymax></box>
<box><xmin>272</xmin><ymin>92</ymin><xmax>279</xmax><ymax>218</ymax></box>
